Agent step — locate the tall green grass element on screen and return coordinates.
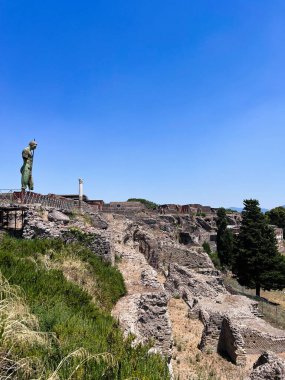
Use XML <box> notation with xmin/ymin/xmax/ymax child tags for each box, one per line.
<box><xmin>0</xmin><ymin>236</ymin><xmax>169</xmax><ymax>379</ymax></box>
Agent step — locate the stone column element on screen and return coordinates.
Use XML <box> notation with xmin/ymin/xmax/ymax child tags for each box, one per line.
<box><xmin>79</xmin><ymin>178</ymin><xmax>83</xmax><ymax>209</ymax></box>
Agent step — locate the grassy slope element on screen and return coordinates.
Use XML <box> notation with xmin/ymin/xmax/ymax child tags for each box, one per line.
<box><xmin>0</xmin><ymin>236</ymin><xmax>169</xmax><ymax>380</ymax></box>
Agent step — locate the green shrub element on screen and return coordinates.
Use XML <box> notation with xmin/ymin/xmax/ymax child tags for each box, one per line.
<box><xmin>196</xmin><ymin>212</ymin><xmax>206</xmax><ymax>217</ymax></box>
<box><xmin>127</xmin><ymin>198</ymin><xmax>158</xmax><ymax>210</ymax></box>
<box><xmin>0</xmin><ymin>236</ymin><xmax>169</xmax><ymax>379</ymax></box>
<box><xmin>209</xmin><ymin>252</ymin><xmax>221</xmax><ymax>270</ymax></box>
<box><xmin>202</xmin><ymin>241</ymin><xmax>211</xmax><ymax>255</ymax></box>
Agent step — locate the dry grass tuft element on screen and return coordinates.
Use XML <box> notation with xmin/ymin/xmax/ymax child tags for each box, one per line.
<box><xmin>58</xmin><ymin>259</ymin><xmax>99</xmax><ymax>305</ymax></box>
<box><xmin>46</xmin><ymin>348</ymin><xmax>116</xmax><ymax>380</ymax></box>
<box><xmin>0</xmin><ymin>272</ymin><xmax>51</xmax><ymax>379</ymax></box>
<box><xmin>0</xmin><ymin>272</ymin><xmax>53</xmax><ymax>349</ymax></box>
<box><xmin>0</xmin><ymin>271</ymin><xmax>117</xmax><ymax>380</ymax></box>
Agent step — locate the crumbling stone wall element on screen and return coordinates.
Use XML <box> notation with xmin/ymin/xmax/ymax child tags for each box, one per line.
<box><xmin>133</xmin><ymin>230</ymin><xmax>160</xmax><ymax>269</ymax></box>
<box><xmin>164</xmin><ymin>263</ymin><xmax>285</xmax><ymax>367</ymax></box>
<box><xmin>103</xmin><ymin>201</ymin><xmax>146</xmax><ymax>213</ymax></box>
<box><xmin>133</xmin><ymin>229</ymin><xmax>213</xmax><ymax>271</ymax></box>
<box><xmin>165</xmin><ymin>264</ymin><xmax>226</xmax><ymax>300</ymax></box>
<box><xmin>160</xmin><ymin>245</ymin><xmax>213</xmax><ymax>270</ymax></box>
<box><xmin>198</xmin><ymin>311</ymin><xmax>223</xmax><ymax>352</ymax></box>
<box><xmin>138</xmin><ymin>291</ymin><xmax>173</xmax><ymax>357</ymax></box>
<box><xmin>23</xmin><ymin>208</ymin><xmax>63</xmax><ymax>239</ymax></box>
<box><xmin>217</xmin><ymin>317</ymin><xmax>247</xmax><ymax>366</ymax></box>
<box><xmin>22</xmin><ymin>206</ymin><xmax>114</xmax><ymax>263</ymax></box>
<box><xmin>62</xmin><ymin>229</ymin><xmax>112</xmax><ymax>263</ymax></box>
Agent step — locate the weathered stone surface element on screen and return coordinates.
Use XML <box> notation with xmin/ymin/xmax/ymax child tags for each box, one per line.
<box><xmin>164</xmin><ymin>263</ymin><xmax>285</xmax><ymax>366</ymax></box>
<box><xmin>195</xmin><ymin>217</ymin><xmax>213</xmax><ymax>231</ymax></box>
<box><xmin>141</xmin><ymin>267</ymin><xmax>161</xmax><ymax>289</ymax></box>
<box><xmin>62</xmin><ymin>229</ymin><xmax>112</xmax><ymax>263</ymax></box>
<box><xmin>113</xmin><ymin>290</ymin><xmax>172</xmax><ymax>358</ymax></box>
<box><xmin>138</xmin><ymin>291</ymin><xmax>172</xmax><ymax>356</ymax></box>
<box><xmin>90</xmin><ymin>213</ymin><xmax>108</xmax><ymax>230</ymax></box>
<box><xmin>48</xmin><ymin>209</ymin><xmax>70</xmax><ymax>223</ymax></box>
<box><xmin>133</xmin><ymin>229</ymin><xmax>213</xmax><ymax>271</ymax></box>
<box><xmin>23</xmin><ymin>209</ymin><xmax>63</xmax><ymax>239</ymax></box>
<box><xmin>22</xmin><ymin>206</ymin><xmax>114</xmax><ymax>263</ymax></box>
<box><xmin>133</xmin><ymin>229</ymin><xmax>160</xmax><ymax>269</ymax></box>
<box><xmin>115</xmin><ymin>213</ymin><xmax>285</xmax><ymax>368</ymax></box>
<box><xmin>218</xmin><ymin>317</ymin><xmax>247</xmax><ymax>366</ymax></box>
<box><xmin>249</xmin><ymin>351</ymin><xmax>285</xmax><ymax>379</ymax></box>
<box><xmin>110</xmin><ymin>216</ymin><xmax>173</xmax><ymax>359</ymax></box>
<box><xmin>165</xmin><ymin>264</ymin><xmax>226</xmax><ymax>301</ymax></box>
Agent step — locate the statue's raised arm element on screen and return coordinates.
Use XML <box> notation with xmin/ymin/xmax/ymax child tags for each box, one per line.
<box><xmin>20</xmin><ymin>140</ymin><xmax>38</xmax><ymax>191</ymax></box>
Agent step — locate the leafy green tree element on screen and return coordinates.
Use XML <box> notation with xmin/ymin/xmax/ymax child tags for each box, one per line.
<box><xmin>216</xmin><ymin>208</ymin><xmax>234</xmax><ymax>268</ymax></box>
<box><xmin>266</xmin><ymin>206</ymin><xmax>285</xmax><ymax>233</ymax></box>
<box><xmin>233</xmin><ymin>199</ymin><xmax>285</xmax><ymax>296</ymax></box>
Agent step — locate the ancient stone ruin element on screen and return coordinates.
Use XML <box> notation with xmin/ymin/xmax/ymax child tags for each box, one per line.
<box><xmin>1</xmin><ymin>193</ymin><xmax>285</xmax><ymax>379</ymax></box>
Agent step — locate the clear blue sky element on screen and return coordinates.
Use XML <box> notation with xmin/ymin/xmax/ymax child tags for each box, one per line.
<box><xmin>1</xmin><ymin>1</ymin><xmax>284</xmax><ymax>209</ymax></box>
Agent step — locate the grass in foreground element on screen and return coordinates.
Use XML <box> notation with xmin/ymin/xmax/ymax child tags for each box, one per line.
<box><xmin>0</xmin><ymin>236</ymin><xmax>170</xmax><ymax>379</ymax></box>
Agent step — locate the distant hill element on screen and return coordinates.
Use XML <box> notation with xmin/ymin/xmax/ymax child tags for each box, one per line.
<box><xmin>229</xmin><ymin>207</ymin><xmax>268</xmax><ymax>213</ymax></box>
<box><xmin>228</xmin><ymin>207</ymin><xmax>243</xmax><ymax>213</ymax></box>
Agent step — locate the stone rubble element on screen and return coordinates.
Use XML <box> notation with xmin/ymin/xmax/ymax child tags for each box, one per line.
<box><xmin>248</xmin><ymin>351</ymin><xmax>285</xmax><ymax>379</ymax></box>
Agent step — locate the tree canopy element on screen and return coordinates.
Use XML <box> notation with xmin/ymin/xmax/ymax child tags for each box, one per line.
<box><xmin>233</xmin><ymin>199</ymin><xmax>285</xmax><ymax>296</ymax></box>
<box><xmin>266</xmin><ymin>206</ymin><xmax>285</xmax><ymax>233</ymax></box>
<box><xmin>216</xmin><ymin>208</ymin><xmax>234</xmax><ymax>268</ymax></box>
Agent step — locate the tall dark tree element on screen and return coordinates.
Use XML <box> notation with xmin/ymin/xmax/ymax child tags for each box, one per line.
<box><xmin>233</xmin><ymin>199</ymin><xmax>285</xmax><ymax>296</ymax></box>
<box><xmin>266</xmin><ymin>206</ymin><xmax>285</xmax><ymax>234</ymax></box>
<box><xmin>216</xmin><ymin>208</ymin><xmax>234</xmax><ymax>267</ymax></box>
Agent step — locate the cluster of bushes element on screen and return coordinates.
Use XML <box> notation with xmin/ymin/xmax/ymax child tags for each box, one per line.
<box><xmin>0</xmin><ymin>236</ymin><xmax>169</xmax><ymax>379</ymax></box>
<box><xmin>266</xmin><ymin>206</ymin><xmax>285</xmax><ymax>233</ymax></box>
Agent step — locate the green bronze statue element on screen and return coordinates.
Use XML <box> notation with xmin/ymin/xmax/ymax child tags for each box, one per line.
<box><xmin>21</xmin><ymin>140</ymin><xmax>38</xmax><ymax>191</ymax></box>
